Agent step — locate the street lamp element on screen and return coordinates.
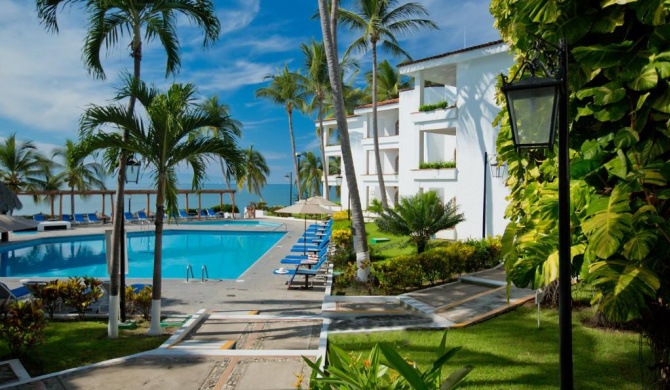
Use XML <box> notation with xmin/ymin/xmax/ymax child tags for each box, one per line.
<box><xmin>296</xmin><ymin>153</ymin><xmax>302</xmax><ymax>201</ymax></box>
<box><xmin>125</xmin><ymin>154</ymin><xmax>141</xmax><ymax>184</ymax></box>
<box><xmin>284</xmin><ymin>172</ymin><xmax>293</xmax><ymax>205</ymax></box>
<box><xmin>335</xmin><ymin>174</ymin><xmax>350</xmax><ymax>220</ymax></box>
<box><xmin>501</xmin><ymin>37</ymin><xmax>572</xmax><ymax>389</ymax></box>
<box><xmin>119</xmin><ymin>154</ymin><xmax>141</xmax><ymax>323</ymax></box>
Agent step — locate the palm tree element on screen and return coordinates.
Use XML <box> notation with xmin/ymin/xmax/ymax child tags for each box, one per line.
<box><xmin>35</xmin><ymin>172</ymin><xmax>65</xmax><ymax>218</ymax></box>
<box><xmin>340</xmin><ymin>0</ymin><xmax>437</xmax><ymax>208</ymax></box>
<box><xmin>298</xmin><ymin>151</ymin><xmax>323</xmax><ymax>197</ymax></box>
<box><xmin>0</xmin><ymin>133</ymin><xmax>51</xmax><ymax>194</ymax></box>
<box><xmin>255</xmin><ymin>65</ymin><xmax>306</xmax><ymax>199</ymax></box>
<box><xmin>317</xmin><ymin>0</ymin><xmax>371</xmax><ymax>281</ymax></box>
<box><xmin>52</xmin><ymin>139</ymin><xmax>107</xmax><ymax>216</ymax></box>
<box><xmin>364</xmin><ymin>59</ymin><xmax>411</xmax><ymax>102</ymax></box>
<box><xmin>37</xmin><ymin>0</ymin><xmax>220</xmax><ymax>336</ymax></box>
<box><xmin>199</xmin><ymin>95</ymin><xmax>243</xmax><ymax>204</ymax></box>
<box><xmin>80</xmin><ymin>81</ymin><xmax>243</xmax><ymax>335</ymax></box>
<box><xmin>237</xmin><ymin>146</ymin><xmax>270</xmax><ymax>199</ymax></box>
<box><xmin>376</xmin><ymin>191</ymin><xmax>465</xmax><ymax>253</ymax></box>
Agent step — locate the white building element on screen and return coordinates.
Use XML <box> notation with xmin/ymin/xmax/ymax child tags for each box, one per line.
<box><xmin>322</xmin><ymin>41</ymin><xmax>514</xmax><ymax>240</ymax></box>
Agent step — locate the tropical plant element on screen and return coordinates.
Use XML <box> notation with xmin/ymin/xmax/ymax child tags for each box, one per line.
<box><xmin>0</xmin><ymin>299</ymin><xmax>46</xmax><ymax>357</ymax></box>
<box><xmin>418</xmin><ymin>101</ymin><xmax>449</xmax><ymax>112</ymax></box>
<box><xmin>60</xmin><ymin>276</ymin><xmax>104</xmax><ymax>319</ymax></box>
<box><xmin>237</xmin><ymin>145</ymin><xmax>270</xmax><ymax>199</ymax></box>
<box><xmin>34</xmin><ymin>172</ymin><xmax>65</xmax><ymax>218</ymax></box>
<box><xmin>37</xmin><ymin>0</ymin><xmax>220</xmax><ymax>337</ymax></box>
<box><xmin>0</xmin><ymin>133</ymin><xmax>51</xmax><ymax>194</ymax></box>
<box><xmin>80</xmin><ymin>80</ymin><xmax>242</xmax><ymax>335</ymax></box>
<box><xmin>298</xmin><ymin>151</ymin><xmax>323</xmax><ymax>197</ymax></box>
<box><xmin>490</xmin><ymin>0</ymin><xmax>670</xmax><ymax>384</ymax></box>
<box><xmin>304</xmin><ymin>331</ymin><xmax>472</xmax><ymax>389</ymax></box>
<box><xmin>376</xmin><ymin>191</ymin><xmax>465</xmax><ymax>253</ymax></box>
<box><xmin>255</xmin><ymin>65</ymin><xmax>306</xmax><ymax>199</ymax></box>
<box><xmin>339</xmin><ymin>0</ymin><xmax>438</xmax><ymax>208</ymax></box>
<box><xmin>364</xmin><ymin>59</ymin><xmax>411</xmax><ymax>102</ymax></box>
<box><xmin>198</xmin><ymin>95</ymin><xmax>243</xmax><ymax>204</ymax></box>
<box><xmin>52</xmin><ymin>139</ymin><xmax>107</xmax><ymax>216</ymax></box>
<box><xmin>32</xmin><ymin>279</ymin><xmax>66</xmax><ymax>320</ymax></box>
<box><xmin>317</xmin><ymin>0</ymin><xmax>371</xmax><ymax>281</ymax></box>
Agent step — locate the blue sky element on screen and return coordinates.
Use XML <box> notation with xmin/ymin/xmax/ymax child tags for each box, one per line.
<box><xmin>0</xmin><ymin>0</ymin><xmax>500</xmax><ymax>185</ymax></box>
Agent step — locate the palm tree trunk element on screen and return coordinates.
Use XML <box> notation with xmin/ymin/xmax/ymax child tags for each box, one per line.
<box><xmin>219</xmin><ymin>157</ymin><xmax>235</xmax><ymax>205</ymax></box>
<box><xmin>70</xmin><ymin>188</ymin><xmax>75</xmax><ymax>216</ymax></box>
<box><xmin>288</xmin><ymin>108</ymin><xmax>300</xmax><ymax>201</ymax></box>
<box><xmin>317</xmin><ymin>0</ymin><xmax>370</xmax><ymax>281</ymax></box>
<box><xmin>318</xmin><ymin>99</ymin><xmax>330</xmax><ymax>200</ymax></box>
<box><xmin>371</xmin><ymin>42</ymin><xmax>388</xmax><ymax>208</ymax></box>
<box><xmin>148</xmin><ymin>176</ymin><xmax>165</xmax><ymax>336</ymax></box>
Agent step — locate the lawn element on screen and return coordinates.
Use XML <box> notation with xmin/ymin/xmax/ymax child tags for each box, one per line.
<box><xmin>0</xmin><ymin>320</ymin><xmax>169</xmax><ymax>376</ymax></box>
<box><xmin>329</xmin><ymin>305</ymin><xmax>647</xmax><ymax>389</ymax></box>
<box><xmin>332</xmin><ymin>220</ymin><xmax>414</xmax><ymax>260</ymax></box>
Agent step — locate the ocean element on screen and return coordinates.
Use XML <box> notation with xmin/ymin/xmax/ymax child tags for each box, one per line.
<box><xmin>16</xmin><ymin>183</ymin><xmax>340</xmax><ymax>217</ymax></box>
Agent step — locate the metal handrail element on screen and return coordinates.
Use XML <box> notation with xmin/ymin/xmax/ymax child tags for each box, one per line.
<box><xmin>201</xmin><ymin>265</ymin><xmax>209</xmax><ymax>282</ymax></box>
<box><xmin>186</xmin><ymin>265</ymin><xmax>194</xmax><ymax>282</ymax></box>
<box><xmin>273</xmin><ymin>223</ymin><xmax>288</xmax><ymax>231</ymax></box>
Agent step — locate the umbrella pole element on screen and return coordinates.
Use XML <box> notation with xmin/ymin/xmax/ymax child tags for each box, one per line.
<box><xmin>303</xmin><ymin>215</ymin><xmax>307</xmax><ymax>255</ymax></box>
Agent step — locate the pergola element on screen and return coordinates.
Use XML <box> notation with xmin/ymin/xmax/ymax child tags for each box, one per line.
<box><xmin>18</xmin><ymin>189</ymin><xmax>237</xmax><ymax>220</ymax></box>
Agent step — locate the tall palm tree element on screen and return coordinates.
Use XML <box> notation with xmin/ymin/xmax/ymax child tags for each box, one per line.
<box><xmin>35</xmin><ymin>172</ymin><xmax>65</xmax><ymax>217</ymax></box>
<box><xmin>298</xmin><ymin>151</ymin><xmax>323</xmax><ymax>197</ymax></box>
<box><xmin>364</xmin><ymin>59</ymin><xmax>411</xmax><ymax>102</ymax></box>
<box><xmin>255</xmin><ymin>65</ymin><xmax>306</xmax><ymax>199</ymax></box>
<box><xmin>340</xmin><ymin>0</ymin><xmax>437</xmax><ymax>208</ymax></box>
<box><xmin>80</xmin><ymin>81</ymin><xmax>243</xmax><ymax>335</ymax></box>
<box><xmin>0</xmin><ymin>133</ymin><xmax>51</xmax><ymax>194</ymax></box>
<box><xmin>199</xmin><ymin>95</ymin><xmax>243</xmax><ymax>204</ymax></box>
<box><xmin>237</xmin><ymin>146</ymin><xmax>270</xmax><ymax>199</ymax></box>
<box><xmin>37</xmin><ymin>0</ymin><xmax>220</xmax><ymax>336</ymax></box>
<box><xmin>317</xmin><ymin>0</ymin><xmax>371</xmax><ymax>281</ymax></box>
<box><xmin>52</xmin><ymin>139</ymin><xmax>107</xmax><ymax>216</ymax></box>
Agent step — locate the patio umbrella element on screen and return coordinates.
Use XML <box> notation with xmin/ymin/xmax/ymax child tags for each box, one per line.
<box><xmin>0</xmin><ymin>215</ymin><xmax>39</xmax><ymax>232</ymax></box>
<box><xmin>0</xmin><ymin>182</ymin><xmax>22</xmax><ymax>215</ymax></box>
<box><xmin>296</xmin><ymin>196</ymin><xmax>338</xmax><ymax>207</ymax></box>
<box><xmin>275</xmin><ymin>202</ymin><xmax>333</xmax><ymax>254</ymax></box>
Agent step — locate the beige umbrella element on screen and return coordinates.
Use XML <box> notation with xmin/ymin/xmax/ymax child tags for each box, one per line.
<box><xmin>0</xmin><ymin>182</ymin><xmax>22</xmax><ymax>215</ymax></box>
<box><xmin>0</xmin><ymin>215</ymin><xmax>39</xmax><ymax>232</ymax></box>
<box><xmin>296</xmin><ymin>196</ymin><xmax>338</xmax><ymax>207</ymax></box>
<box><xmin>275</xmin><ymin>202</ymin><xmax>333</xmax><ymax>254</ymax></box>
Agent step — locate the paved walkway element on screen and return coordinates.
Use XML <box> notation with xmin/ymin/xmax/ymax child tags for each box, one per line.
<box><xmin>0</xmin><ymin>218</ymin><xmax>535</xmax><ymax>390</ymax></box>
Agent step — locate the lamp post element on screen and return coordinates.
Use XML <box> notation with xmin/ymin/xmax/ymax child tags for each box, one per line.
<box><xmin>119</xmin><ymin>154</ymin><xmax>140</xmax><ymax>323</ymax></box>
<box><xmin>296</xmin><ymin>153</ymin><xmax>302</xmax><ymax>201</ymax></box>
<box><xmin>501</xmin><ymin>37</ymin><xmax>572</xmax><ymax>389</ymax></box>
<box><xmin>285</xmin><ymin>172</ymin><xmax>293</xmax><ymax>205</ymax></box>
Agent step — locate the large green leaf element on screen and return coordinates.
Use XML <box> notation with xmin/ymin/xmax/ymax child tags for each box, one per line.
<box><xmin>601</xmin><ymin>0</ymin><xmax>636</xmax><ymax>7</ymax></box>
<box><xmin>614</xmin><ymin>127</ymin><xmax>640</xmax><ymax>149</ymax></box>
<box><xmin>603</xmin><ymin>149</ymin><xmax>628</xmax><ymax>178</ymax></box>
<box><xmin>633</xmin><ymin>0</ymin><xmax>667</xmax><ymax>26</ymax></box>
<box><xmin>591</xmin><ymin>7</ymin><xmax>625</xmax><ymax>33</ymax></box>
<box><xmin>591</xmin><ymin>100</ymin><xmax>629</xmax><ymax>122</ymax></box>
<box><xmin>649</xmin><ymin>81</ymin><xmax>670</xmax><ymax>113</ymax></box>
<box><xmin>572</xmin><ymin>41</ymin><xmax>633</xmax><ymax>68</ymax></box>
<box><xmin>582</xmin><ymin>187</ymin><xmax>632</xmax><ymax>258</ymax></box>
<box><xmin>622</xmin><ymin>206</ymin><xmax>659</xmax><ymax>261</ymax></box>
<box><xmin>627</xmin><ymin>63</ymin><xmax>658</xmax><ymax>91</ymax></box>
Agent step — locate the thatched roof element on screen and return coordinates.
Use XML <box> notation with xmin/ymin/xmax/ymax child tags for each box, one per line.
<box><xmin>0</xmin><ymin>182</ymin><xmax>22</xmax><ymax>214</ymax></box>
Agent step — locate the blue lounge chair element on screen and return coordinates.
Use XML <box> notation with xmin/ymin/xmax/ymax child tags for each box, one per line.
<box><xmin>62</xmin><ymin>214</ymin><xmax>72</xmax><ymax>222</ymax></box>
<box><xmin>73</xmin><ymin>213</ymin><xmax>88</xmax><ymax>225</ymax></box>
<box><xmin>33</xmin><ymin>214</ymin><xmax>46</xmax><ymax>222</ymax></box>
<box><xmin>0</xmin><ymin>282</ymin><xmax>30</xmax><ymax>302</ymax></box>
<box><xmin>178</xmin><ymin>210</ymin><xmax>193</xmax><ymax>220</ymax></box>
<box><xmin>281</xmin><ymin>245</ymin><xmax>329</xmax><ymax>264</ymax></box>
<box><xmin>274</xmin><ymin>253</ymin><xmax>329</xmax><ymax>289</ymax></box>
<box><xmin>136</xmin><ymin>211</ymin><xmax>150</xmax><ymax>223</ymax></box>
<box><xmin>206</xmin><ymin>208</ymin><xmax>222</xmax><ymax>218</ymax></box>
<box><xmin>87</xmin><ymin>213</ymin><xmax>103</xmax><ymax>224</ymax></box>
<box><xmin>124</xmin><ymin>212</ymin><xmax>140</xmax><ymax>224</ymax></box>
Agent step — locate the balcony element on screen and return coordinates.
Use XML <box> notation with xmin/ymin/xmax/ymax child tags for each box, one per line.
<box><xmin>411</xmin><ymin>106</ymin><xmax>458</xmax><ymax>125</ymax></box>
<box><xmin>411</xmin><ymin>167</ymin><xmax>457</xmax><ymax>181</ymax></box>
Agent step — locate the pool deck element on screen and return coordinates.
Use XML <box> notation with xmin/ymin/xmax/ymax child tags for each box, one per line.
<box><xmin>0</xmin><ymin>216</ymin><xmax>535</xmax><ymax>390</ymax></box>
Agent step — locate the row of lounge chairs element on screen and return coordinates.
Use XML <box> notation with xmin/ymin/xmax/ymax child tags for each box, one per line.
<box><xmin>274</xmin><ymin>219</ymin><xmax>333</xmax><ymax>289</ymax></box>
<box><xmin>34</xmin><ymin>213</ymin><xmax>105</xmax><ymax>225</ymax></box>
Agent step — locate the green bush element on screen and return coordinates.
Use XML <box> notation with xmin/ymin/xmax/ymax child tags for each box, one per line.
<box><xmin>61</xmin><ymin>277</ymin><xmax>103</xmax><ymax>319</ymax></box>
<box><xmin>0</xmin><ymin>299</ymin><xmax>46</xmax><ymax>357</ymax></box>
<box><xmin>210</xmin><ymin>204</ymin><xmax>239</xmax><ymax>213</ymax></box>
<box><xmin>463</xmin><ymin>236</ymin><xmax>502</xmax><ymax>272</ymax></box>
<box><xmin>418</xmin><ymin>100</ymin><xmax>449</xmax><ymax>112</ymax></box>
<box><xmin>33</xmin><ymin>280</ymin><xmax>65</xmax><ymax>320</ymax></box>
<box><xmin>375</xmin><ymin>255</ymin><xmax>423</xmax><ymax>293</ymax></box>
<box><xmin>419</xmin><ymin>161</ymin><xmax>456</xmax><ymax>169</ymax></box>
<box><xmin>127</xmin><ymin>285</ymin><xmax>153</xmax><ymax>321</ymax></box>
<box><xmin>418</xmin><ymin>250</ymin><xmax>451</xmax><ymax>286</ymax></box>
<box><xmin>439</xmin><ymin>242</ymin><xmax>476</xmax><ymax>275</ymax></box>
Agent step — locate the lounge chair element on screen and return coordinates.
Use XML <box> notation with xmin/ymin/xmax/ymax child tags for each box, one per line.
<box><xmin>290</xmin><ymin>238</ymin><xmax>330</xmax><ymax>254</ymax></box>
<box><xmin>62</xmin><ymin>214</ymin><xmax>72</xmax><ymax>222</ymax></box>
<box><xmin>178</xmin><ymin>210</ymin><xmax>193</xmax><ymax>220</ymax></box>
<box><xmin>274</xmin><ymin>253</ymin><xmax>329</xmax><ymax>289</ymax></box>
<box><xmin>206</xmin><ymin>208</ymin><xmax>222</xmax><ymax>218</ymax></box>
<box><xmin>124</xmin><ymin>212</ymin><xmax>141</xmax><ymax>224</ymax></box>
<box><xmin>87</xmin><ymin>213</ymin><xmax>103</xmax><ymax>224</ymax></box>
<box><xmin>33</xmin><ymin>214</ymin><xmax>47</xmax><ymax>222</ymax></box>
<box><xmin>73</xmin><ymin>213</ymin><xmax>88</xmax><ymax>225</ymax></box>
<box><xmin>281</xmin><ymin>245</ymin><xmax>329</xmax><ymax>264</ymax></box>
<box><xmin>0</xmin><ymin>282</ymin><xmax>30</xmax><ymax>302</ymax></box>
<box><xmin>136</xmin><ymin>211</ymin><xmax>151</xmax><ymax>223</ymax></box>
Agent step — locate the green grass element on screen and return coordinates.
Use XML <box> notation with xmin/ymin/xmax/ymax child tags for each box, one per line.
<box><xmin>331</xmin><ymin>220</ymin><xmax>414</xmax><ymax>260</ymax></box>
<box><xmin>0</xmin><ymin>320</ymin><xmax>169</xmax><ymax>376</ymax></box>
<box><xmin>329</xmin><ymin>306</ymin><xmax>646</xmax><ymax>389</ymax></box>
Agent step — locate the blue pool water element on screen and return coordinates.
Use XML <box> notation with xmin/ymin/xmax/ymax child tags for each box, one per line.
<box><xmin>0</xmin><ymin>230</ymin><xmax>285</xmax><ymax>279</ymax></box>
<box><xmin>183</xmin><ymin>220</ymin><xmax>282</xmax><ymax>228</ymax></box>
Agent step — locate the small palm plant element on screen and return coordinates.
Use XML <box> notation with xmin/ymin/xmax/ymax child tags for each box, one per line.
<box><xmin>375</xmin><ymin>191</ymin><xmax>465</xmax><ymax>253</ymax></box>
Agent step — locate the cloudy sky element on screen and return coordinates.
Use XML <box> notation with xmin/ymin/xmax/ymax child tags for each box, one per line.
<box><xmin>0</xmin><ymin>0</ymin><xmax>500</xmax><ymax>184</ymax></box>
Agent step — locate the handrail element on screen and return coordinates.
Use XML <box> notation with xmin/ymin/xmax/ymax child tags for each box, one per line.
<box><xmin>273</xmin><ymin>223</ymin><xmax>288</xmax><ymax>231</ymax></box>
<box><xmin>201</xmin><ymin>265</ymin><xmax>209</xmax><ymax>282</ymax></box>
<box><xmin>186</xmin><ymin>265</ymin><xmax>194</xmax><ymax>282</ymax></box>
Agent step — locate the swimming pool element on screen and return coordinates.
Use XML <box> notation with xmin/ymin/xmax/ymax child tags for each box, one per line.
<box><xmin>183</xmin><ymin>220</ymin><xmax>282</xmax><ymax>228</ymax></box>
<box><xmin>0</xmin><ymin>230</ymin><xmax>285</xmax><ymax>279</ymax></box>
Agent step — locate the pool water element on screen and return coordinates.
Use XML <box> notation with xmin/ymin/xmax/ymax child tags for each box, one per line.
<box><xmin>183</xmin><ymin>220</ymin><xmax>281</xmax><ymax>228</ymax></box>
<box><xmin>0</xmin><ymin>230</ymin><xmax>285</xmax><ymax>279</ymax></box>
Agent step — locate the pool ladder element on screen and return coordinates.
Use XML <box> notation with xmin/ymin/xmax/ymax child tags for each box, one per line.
<box><xmin>186</xmin><ymin>264</ymin><xmax>209</xmax><ymax>282</ymax></box>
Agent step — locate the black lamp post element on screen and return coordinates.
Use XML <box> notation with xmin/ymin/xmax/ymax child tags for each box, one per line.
<box><xmin>285</xmin><ymin>172</ymin><xmax>293</xmax><ymax>205</ymax></box>
<box><xmin>501</xmin><ymin>37</ymin><xmax>573</xmax><ymax>390</ymax></box>
<box><xmin>119</xmin><ymin>154</ymin><xmax>141</xmax><ymax>323</ymax></box>
<box><xmin>296</xmin><ymin>153</ymin><xmax>302</xmax><ymax>201</ymax></box>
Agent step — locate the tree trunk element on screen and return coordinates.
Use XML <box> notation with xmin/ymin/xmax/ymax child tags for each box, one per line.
<box><xmin>318</xmin><ymin>99</ymin><xmax>329</xmax><ymax>200</ymax></box>
<box><xmin>147</xmin><ymin>175</ymin><xmax>165</xmax><ymax>336</ymax></box>
<box><xmin>317</xmin><ymin>0</ymin><xmax>370</xmax><ymax>281</ymax></box>
<box><xmin>371</xmin><ymin>43</ymin><xmax>388</xmax><ymax>208</ymax></box>
<box><xmin>70</xmin><ymin>188</ymin><xmax>75</xmax><ymax>216</ymax></box>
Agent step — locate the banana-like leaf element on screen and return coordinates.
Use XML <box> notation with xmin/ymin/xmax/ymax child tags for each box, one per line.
<box><xmin>582</xmin><ymin>187</ymin><xmax>632</xmax><ymax>259</ymax></box>
<box><xmin>378</xmin><ymin>343</ymin><xmax>429</xmax><ymax>390</ymax></box>
<box><xmin>440</xmin><ymin>366</ymin><xmax>474</xmax><ymax>390</ymax></box>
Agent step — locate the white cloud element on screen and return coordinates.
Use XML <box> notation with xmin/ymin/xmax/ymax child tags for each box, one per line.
<box><xmin>188</xmin><ymin>60</ymin><xmax>275</xmax><ymax>92</ymax></box>
<box><xmin>217</xmin><ymin>0</ymin><xmax>261</xmax><ymax>35</ymax></box>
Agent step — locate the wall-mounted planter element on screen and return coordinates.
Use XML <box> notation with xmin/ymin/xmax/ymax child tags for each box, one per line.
<box><xmin>411</xmin><ymin>168</ymin><xmax>457</xmax><ymax>181</ymax></box>
<box><xmin>411</xmin><ymin>106</ymin><xmax>458</xmax><ymax>124</ymax></box>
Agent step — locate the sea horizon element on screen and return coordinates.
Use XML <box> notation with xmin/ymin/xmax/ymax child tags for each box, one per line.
<box><xmin>16</xmin><ymin>183</ymin><xmax>341</xmax><ymax>217</ymax></box>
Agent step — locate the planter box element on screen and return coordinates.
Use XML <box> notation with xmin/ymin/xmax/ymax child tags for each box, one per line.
<box><xmin>411</xmin><ymin>168</ymin><xmax>457</xmax><ymax>181</ymax></box>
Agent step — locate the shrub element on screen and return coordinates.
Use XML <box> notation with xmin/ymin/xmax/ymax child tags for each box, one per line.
<box><xmin>0</xmin><ymin>299</ymin><xmax>46</xmax><ymax>357</ymax></box>
<box><xmin>33</xmin><ymin>280</ymin><xmax>65</xmax><ymax>320</ymax></box>
<box><xmin>463</xmin><ymin>236</ymin><xmax>502</xmax><ymax>272</ymax></box>
<box><xmin>210</xmin><ymin>204</ymin><xmax>239</xmax><ymax>213</ymax></box>
<box><xmin>418</xmin><ymin>100</ymin><xmax>449</xmax><ymax>111</ymax></box>
<box><xmin>439</xmin><ymin>242</ymin><xmax>476</xmax><ymax>275</ymax></box>
<box><xmin>331</xmin><ymin>229</ymin><xmax>352</xmax><ymax>248</ymax></box>
<box><xmin>367</xmin><ymin>198</ymin><xmax>384</xmax><ymax>214</ymax></box>
<box><xmin>332</xmin><ymin>210</ymin><xmax>349</xmax><ymax>221</ymax></box>
<box><xmin>131</xmin><ymin>285</ymin><xmax>153</xmax><ymax>321</ymax></box>
<box><xmin>330</xmin><ymin>246</ymin><xmax>354</xmax><ymax>270</ymax></box>
<box><xmin>61</xmin><ymin>277</ymin><xmax>103</xmax><ymax>319</ymax></box>
<box><xmin>418</xmin><ymin>251</ymin><xmax>449</xmax><ymax>286</ymax></box>
<box><xmin>419</xmin><ymin>161</ymin><xmax>456</xmax><ymax>169</ymax></box>
<box><xmin>333</xmin><ymin>262</ymin><xmax>358</xmax><ymax>293</ymax></box>
<box><xmin>375</xmin><ymin>255</ymin><xmax>423</xmax><ymax>293</ymax></box>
